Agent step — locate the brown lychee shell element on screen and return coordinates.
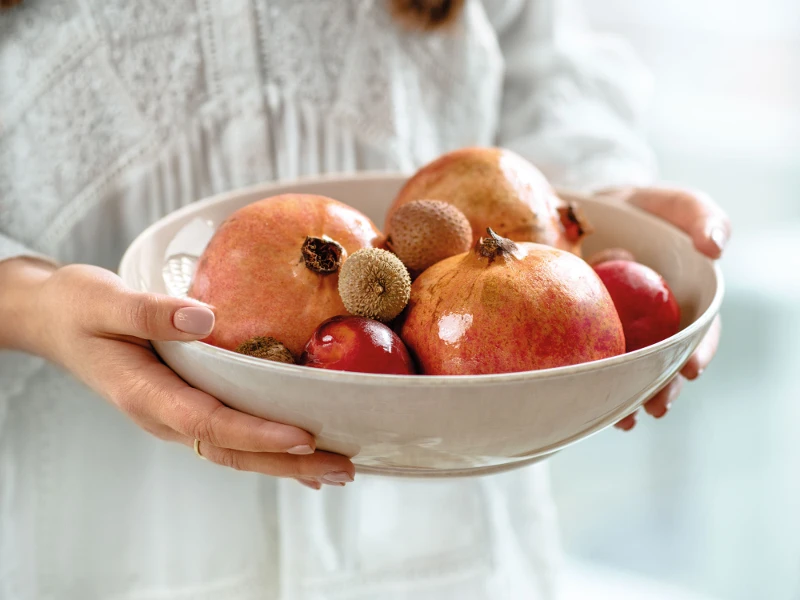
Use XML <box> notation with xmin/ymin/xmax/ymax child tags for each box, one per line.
<box><xmin>235</xmin><ymin>336</ymin><xmax>296</xmax><ymax>364</ymax></box>
<box><xmin>338</xmin><ymin>248</ymin><xmax>411</xmax><ymax>323</ymax></box>
<box><xmin>386</xmin><ymin>199</ymin><xmax>473</xmax><ymax>275</ymax></box>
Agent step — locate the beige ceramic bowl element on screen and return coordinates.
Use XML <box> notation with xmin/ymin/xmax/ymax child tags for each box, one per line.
<box><xmin>118</xmin><ymin>173</ymin><xmax>724</xmax><ymax>477</ymax></box>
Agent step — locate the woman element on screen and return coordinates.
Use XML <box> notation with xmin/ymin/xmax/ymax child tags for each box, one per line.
<box><xmin>0</xmin><ymin>1</ymin><xmax>729</xmax><ymax>598</ymax></box>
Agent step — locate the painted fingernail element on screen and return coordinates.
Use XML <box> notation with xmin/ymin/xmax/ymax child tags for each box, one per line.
<box><xmin>297</xmin><ymin>479</ymin><xmax>321</xmax><ymax>490</ymax></box>
<box><xmin>709</xmin><ymin>226</ymin><xmax>727</xmax><ymax>253</ymax></box>
<box><xmin>173</xmin><ymin>306</ymin><xmax>215</xmax><ymax>335</ymax></box>
<box><xmin>287</xmin><ymin>444</ymin><xmax>314</xmax><ymax>455</ymax></box>
<box><xmin>322</xmin><ymin>471</ymin><xmax>354</xmax><ymax>484</ymax></box>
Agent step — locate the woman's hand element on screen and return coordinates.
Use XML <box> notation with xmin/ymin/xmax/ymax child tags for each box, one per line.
<box><xmin>0</xmin><ymin>259</ymin><xmax>354</xmax><ymax>489</ymax></box>
<box><xmin>593</xmin><ymin>186</ymin><xmax>731</xmax><ymax>430</ymax></box>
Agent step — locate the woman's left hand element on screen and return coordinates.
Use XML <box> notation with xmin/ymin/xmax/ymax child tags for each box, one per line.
<box><xmin>592</xmin><ymin>186</ymin><xmax>731</xmax><ymax>430</ymax></box>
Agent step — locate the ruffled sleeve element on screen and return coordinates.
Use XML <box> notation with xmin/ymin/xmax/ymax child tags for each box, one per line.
<box><xmin>493</xmin><ymin>0</ymin><xmax>657</xmax><ymax>192</ymax></box>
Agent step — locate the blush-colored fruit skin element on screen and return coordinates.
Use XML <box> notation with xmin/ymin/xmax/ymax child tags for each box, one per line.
<box><xmin>301</xmin><ymin>316</ymin><xmax>416</xmax><ymax>375</ymax></box>
<box><xmin>592</xmin><ymin>260</ymin><xmax>681</xmax><ymax>353</ymax></box>
<box><xmin>398</xmin><ymin>239</ymin><xmax>625</xmax><ymax>375</ymax></box>
<box><xmin>386</xmin><ymin>147</ymin><xmax>585</xmax><ymax>254</ymax></box>
<box><xmin>188</xmin><ymin>194</ymin><xmax>382</xmax><ymax>356</ymax></box>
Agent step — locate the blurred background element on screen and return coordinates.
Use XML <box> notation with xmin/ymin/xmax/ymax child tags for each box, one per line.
<box><xmin>553</xmin><ymin>1</ymin><xmax>800</xmax><ymax>599</ymax></box>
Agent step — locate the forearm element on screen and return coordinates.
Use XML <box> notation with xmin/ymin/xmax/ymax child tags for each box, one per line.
<box><xmin>0</xmin><ymin>257</ymin><xmax>56</xmax><ymax>355</ymax></box>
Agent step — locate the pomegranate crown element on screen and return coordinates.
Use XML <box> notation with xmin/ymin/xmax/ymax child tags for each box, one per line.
<box><xmin>301</xmin><ymin>236</ymin><xmax>345</xmax><ymax>274</ymax></box>
<box><xmin>477</xmin><ymin>228</ymin><xmax>519</xmax><ymax>264</ymax></box>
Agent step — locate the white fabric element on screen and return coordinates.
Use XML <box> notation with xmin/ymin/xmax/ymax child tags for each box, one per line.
<box><xmin>0</xmin><ymin>1</ymin><xmax>655</xmax><ymax>598</ymax></box>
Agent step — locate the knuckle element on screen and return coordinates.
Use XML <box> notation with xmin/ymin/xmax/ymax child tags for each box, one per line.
<box><xmin>108</xmin><ymin>370</ymin><xmax>154</xmax><ymax>419</ymax></box>
<box><xmin>141</xmin><ymin>423</ymin><xmax>173</xmax><ymax>442</ymax></box>
<box><xmin>187</xmin><ymin>404</ymin><xmax>225</xmax><ymax>447</ymax></box>
<box><xmin>109</xmin><ymin>379</ymin><xmax>145</xmax><ymax>416</ymax></box>
<box><xmin>214</xmin><ymin>448</ymin><xmax>244</xmax><ymax>471</ymax></box>
<box><xmin>127</xmin><ymin>295</ymin><xmax>161</xmax><ymax>338</ymax></box>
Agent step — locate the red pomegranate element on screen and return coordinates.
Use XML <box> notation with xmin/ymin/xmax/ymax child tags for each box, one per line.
<box><xmin>188</xmin><ymin>194</ymin><xmax>382</xmax><ymax>356</ymax></box>
<box><xmin>386</xmin><ymin>147</ymin><xmax>592</xmax><ymax>255</ymax></box>
<box><xmin>592</xmin><ymin>260</ymin><xmax>682</xmax><ymax>352</ymax></box>
<box><xmin>398</xmin><ymin>229</ymin><xmax>625</xmax><ymax>375</ymax></box>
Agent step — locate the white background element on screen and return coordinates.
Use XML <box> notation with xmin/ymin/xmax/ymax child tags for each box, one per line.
<box><xmin>553</xmin><ymin>1</ymin><xmax>800</xmax><ymax>599</ymax></box>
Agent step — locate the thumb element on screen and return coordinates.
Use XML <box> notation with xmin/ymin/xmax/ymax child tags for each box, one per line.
<box><xmin>98</xmin><ymin>288</ymin><xmax>215</xmax><ymax>342</ymax></box>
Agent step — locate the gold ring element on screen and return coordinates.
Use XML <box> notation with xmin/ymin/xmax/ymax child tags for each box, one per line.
<box><xmin>193</xmin><ymin>438</ymin><xmax>207</xmax><ymax>460</ymax></box>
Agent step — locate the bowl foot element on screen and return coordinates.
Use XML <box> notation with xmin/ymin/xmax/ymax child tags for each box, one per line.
<box><xmin>353</xmin><ymin>453</ymin><xmax>554</xmax><ymax>479</ymax></box>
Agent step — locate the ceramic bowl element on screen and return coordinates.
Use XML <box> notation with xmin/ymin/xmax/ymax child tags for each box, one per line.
<box><xmin>118</xmin><ymin>173</ymin><xmax>724</xmax><ymax>477</ymax></box>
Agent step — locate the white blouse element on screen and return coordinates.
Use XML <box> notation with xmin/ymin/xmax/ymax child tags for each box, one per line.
<box><xmin>0</xmin><ymin>1</ymin><xmax>655</xmax><ymax>598</ymax></box>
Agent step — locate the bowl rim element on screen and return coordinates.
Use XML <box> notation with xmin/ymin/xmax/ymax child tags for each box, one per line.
<box><xmin>122</xmin><ymin>171</ymin><xmax>726</xmax><ymax>387</ymax></box>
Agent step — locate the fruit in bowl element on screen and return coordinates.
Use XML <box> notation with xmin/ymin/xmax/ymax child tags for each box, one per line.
<box><xmin>301</xmin><ymin>315</ymin><xmax>415</xmax><ymax>375</ymax></box>
<box><xmin>384</xmin><ymin>199</ymin><xmax>473</xmax><ymax>277</ymax></box>
<box><xmin>398</xmin><ymin>228</ymin><xmax>624</xmax><ymax>375</ymax></box>
<box><xmin>592</xmin><ymin>259</ymin><xmax>682</xmax><ymax>353</ymax></box>
<box><xmin>187</xmin><ymin>193</ymin><xmax>382</xmax><ymax>356</ymax></box>
<box><xmin>186</xmin><ymin>149</ymin><xmax>685</xmax><ymax>375</ymax></box>
<box><xmin>386</xmin><ymin>146</ymin><xmax>592</xmax><ymax>255</ymax></box>
<box><xmin>119</xmin><ymin>149</ymin><xmax>724</xmax><ymax>476</ymax></box>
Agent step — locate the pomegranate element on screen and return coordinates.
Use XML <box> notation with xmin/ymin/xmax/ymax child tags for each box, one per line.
<box><xmin>593</xmin><ymin>260</ymin><xmax>681</xmax><ymax>352</ymax></box>
<box><xmin>386</xmin><ymin>147</ymin><xmax>592</xmax><ymax>255</ymax></box>
<box><xmin>188</xmin><ymin>194</ymin><xmax>382</xmax><ymax>356</ymax></box>
<box><xmin>398</xmin><ymin>229</ymin><xmax>625</xmax><ymax>375</ymax></box>
<box><xmin>301</xmin><ymin>316</ymin><xmax>416</xmax><ymax>375</ymax></box>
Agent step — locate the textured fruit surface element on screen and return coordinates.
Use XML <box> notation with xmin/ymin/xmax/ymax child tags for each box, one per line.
<box><xmin>593</xmin><ymin>260</ymin><xmax>681</xmax><ymax>352</ymax></box>
<box><xmin>386</xmin><ymin>200</ymin><xmax>472</xmax><ymax>274</ymax></box>
<box><xmin>234</xmin><ymin>336</ymin><xmax>295</xmax><ymax>364</ymax></box>
<box><xmin>188</xmin><ymin>194</ymin><xmax>382</xmax><ymax>356</ymax></box>
<box><xmin>338</xmin><ymin>248</ymin><xmax>411</xmax><ymax>322</ymax></box>
<box><xmin>386</xmin><ymin>147</ymin><xmax>589</xmax><ymax>255</ymax></box>
<box><xmin>399</xmin><ymin>230</ymin><xmax>625</xmax><ymax>375</ymax></box>
<box><xmin>301</xmin><ymin>316</ymin><xmax>416</xmax><ymax>375</ymax></box>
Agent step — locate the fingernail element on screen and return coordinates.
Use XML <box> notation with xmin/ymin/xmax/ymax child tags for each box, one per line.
<box><xmin>297</xmin><ymin>479</ymin><xmax>321</xmax><ymax>491</ymax></box>
<box><xmin>287</xmin><ymin>444</ymin><xmax>314</xmax><ymax>455</ymax></box>
<box><xmin>322</xmin><ymin>471</ymin><xmax>354</xmax><ymax>484</ymax></box>
<box><xmin>654</xmin><ymin>403</ymin><xmax>671</xmax><ymax>419</ymax></box>
<box><xmin>709</xmin><ymin>226</ymin><xmax>727</xmax><ymax>253</ymax></box>
<box><xmin>696</xmin><ymin>368</ymin><xmax>705</xmax><ymax>378</ymax></box>
<box><xmin>173</xmin><ymin>306</ymin><xmax>215</xmax><ymax>335</ymax></box>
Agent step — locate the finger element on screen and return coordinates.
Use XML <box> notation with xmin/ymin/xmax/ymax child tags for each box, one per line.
<box><xmin>296</xmin><ymin>478</ymin><xmax>323</xmax><ymax>490</ymax></box>
<box><xmin>626</xmin><ymin>187</ymin><xmax>731</xmax><ymax>259</ymax></box>
<box><xmin>107</xmin><ymin>291</ymin><xmax>215</xmax><ymax>341</ymax></box>
<box><xmin>643</xmin><ymin>376</ymin><xmax>685</xmax><ymax>419</ymax></box>
<box><xmin>194</xmin><ymin>441</ymin><xmax>354</xmax><ymax>483</ymax></box>
<box><xmin>104</xmin><ymin>344</ymin><xmax>317</xmax><ymax>454</ymax></box>
<box><xmin>73</xmin><ymin>267</ymin><xmax>216</xmax><ymax>341</ymax></box>
<box><xmin>681</xmin><ymin>315</ymin><xmax>722</xmax><ymax>380</ymax></box>
<box><xmin>172</xmin><ymin>435</ymin><xmax>346</xmax><ymax>485</ymax></box>
<box><xmin>615</xmin><ymin>412</ymin><xmax>638</xmax><ymax>431</ymax></box>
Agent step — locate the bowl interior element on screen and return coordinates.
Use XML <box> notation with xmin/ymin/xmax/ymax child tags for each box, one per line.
<box><xmin>123</xmin><ymin>173</ymin><xmax>719</xmax><ymax>339</ymax></box>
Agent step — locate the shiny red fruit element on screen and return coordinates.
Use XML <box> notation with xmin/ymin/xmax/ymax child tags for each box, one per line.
<box><xmin>301</xmin><ymin>316</ymin><xmax>416</xmax><ymax>375</ymax></box>
<box><xmin>593</xmin><ymin>260</ymin><xmax>681</xmax><ymax>353</ymax></box>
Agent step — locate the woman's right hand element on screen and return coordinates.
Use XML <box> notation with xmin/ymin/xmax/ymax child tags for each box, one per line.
<box><xmin>0</xmin><ymin>259</ymin><xmax>354</xmax><ymax>489</ymax></box>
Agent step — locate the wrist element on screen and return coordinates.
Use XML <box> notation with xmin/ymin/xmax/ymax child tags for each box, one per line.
<box><xmin>0</xmin><ymin>257</ymin><xmax>57</xmax><ymax>355</ymax></box>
